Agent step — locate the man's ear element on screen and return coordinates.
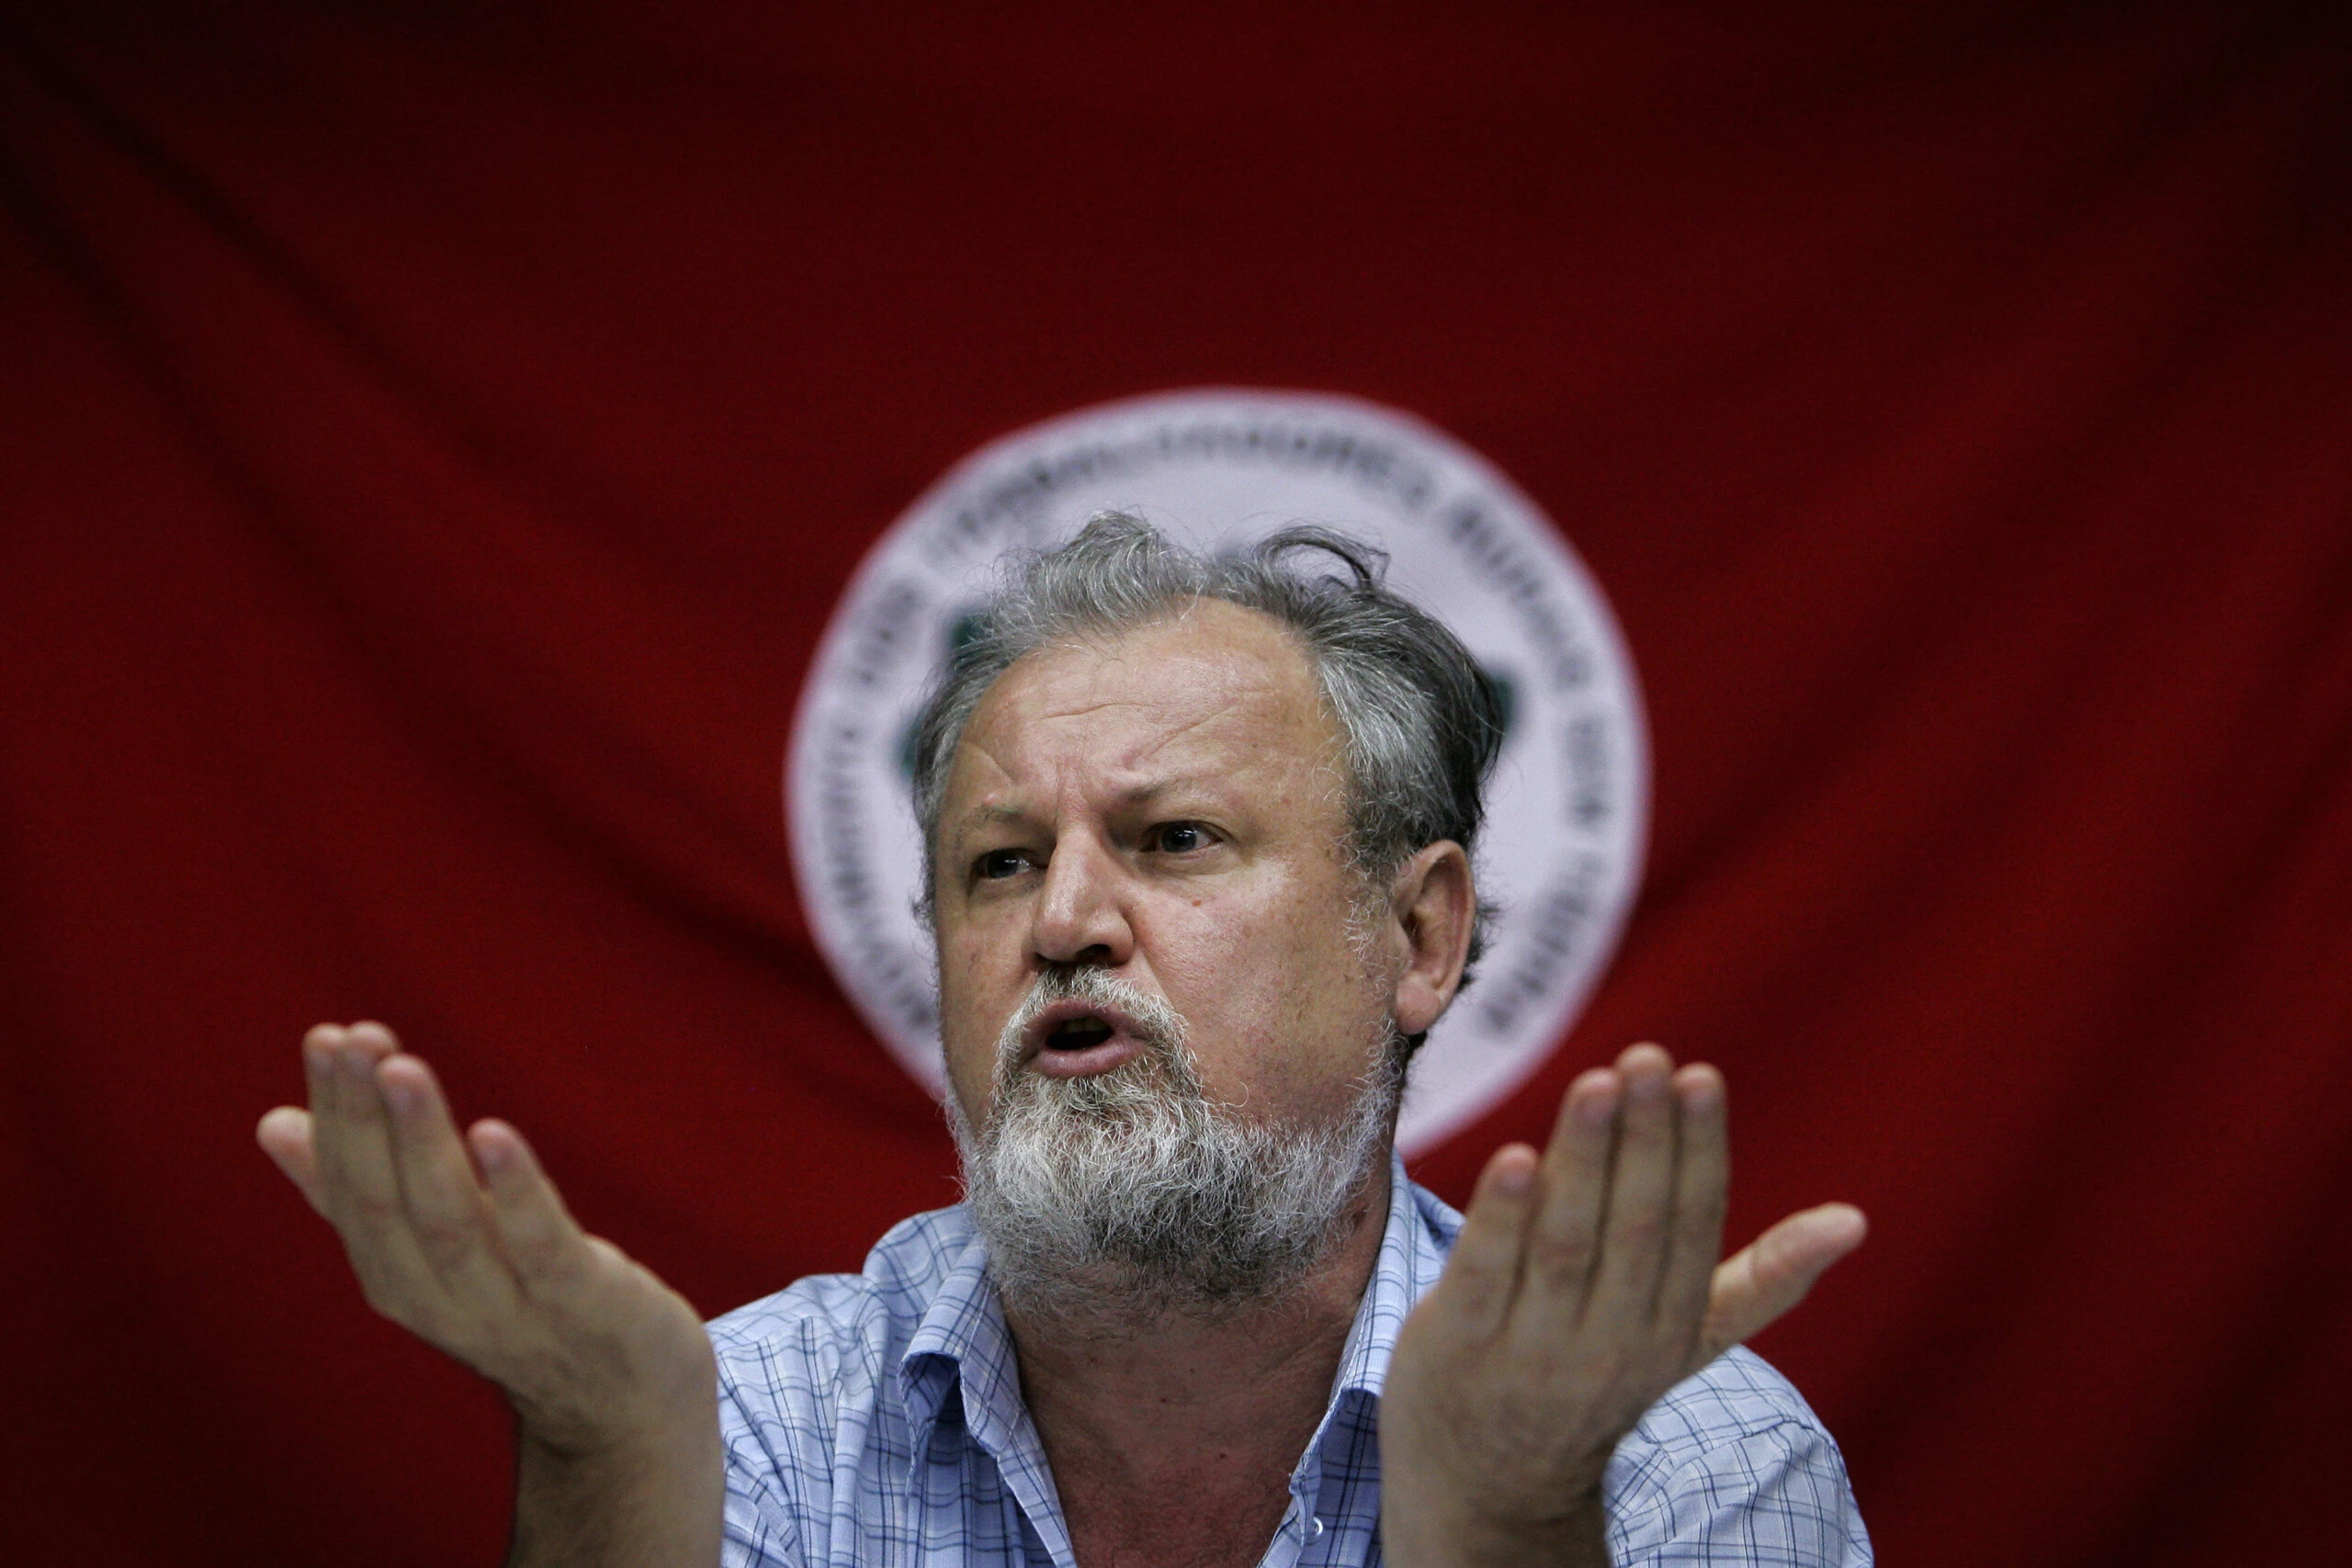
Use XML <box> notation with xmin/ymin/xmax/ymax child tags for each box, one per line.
<box><xmin>1387</xmin><ymin>840</ymin><xmax>1476</xmax><ymax>1038</ymax></box>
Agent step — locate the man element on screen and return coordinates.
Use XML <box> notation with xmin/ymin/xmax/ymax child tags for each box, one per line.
<box><xmin>258</xmin><ymin>514</ymin><xmax>1871</xmax><ymax>1567</ymax></box>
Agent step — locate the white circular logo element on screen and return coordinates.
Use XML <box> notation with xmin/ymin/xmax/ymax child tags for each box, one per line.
<box><xmin>787</xmin><ymin>389</ymin><xmax>1648</xmax><ymax>1154</ymax></box>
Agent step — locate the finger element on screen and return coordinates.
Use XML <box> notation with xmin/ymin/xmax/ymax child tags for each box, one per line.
<box><xmin>307</xmin><ymin>1023</ymin><xmax>439</xmax><ymax>1303</ymax></box>
<box><xmin>1586</xmin><ymin>1043</ymin><xmax>1678</xmax><ymax>1325</ymax></box>
<box><xmin>303</xmin><ymin>1020</ymin><xmax>400</xmax><ymax>1131</ymax></box>
<box><xmin>1520</xmin><ymin>1067</ymin><xmax>1620</xmax><ymax>1318</ymax></box>
<box><xmin>1430</xmin><ymin>1143</ymin><xmax>1541</xmax><ymax>1340</ymax></box>
<box><xmin>300</xmin><ymin>1022</ymin><xmax>349</xmax><ymax>1115</ymax></box>
<box><xmin>379</xmin><ymin>1055</ymin><xmax>521</xmax><ymax>1314</ymax></box>
<box><xmin>311</xmin><ymin>1024</ymin><xmax>405</xmax><ymax>1220</ymax></box>
<box><xmin>1656</xmin><ymin>1065</ymin><xmax>1729</xmax><ymax>1344</ymax></box>
<box><xmin>1694</xmin><ymin>1203</ymin><xmax>1868</xmax><ymax>1368</ymax></box>
<box><xmin>469</xmin><ymin>1119</ymin><xmax>592</xmax><ymax>1293</ymax></box>
<box><xmin>318</xmin><ymin>1020</ymin><xmax>402</xmax><ymax>1078</ymax></box>
<box><xmin>255</xmin><ymin>1106</ymin><xmax>325</xmax><ymax>1213</ymax></box>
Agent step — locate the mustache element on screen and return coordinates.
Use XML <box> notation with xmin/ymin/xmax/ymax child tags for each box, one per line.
<box><xmin>993</xmin><ymin>965</ymin><xmax>1192</xmax><ymax>1076</ymax></box>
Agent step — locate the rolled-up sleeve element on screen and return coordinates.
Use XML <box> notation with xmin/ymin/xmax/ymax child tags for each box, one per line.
<box><xmin>1603</xmin><ymin>1348</ymin><xmax>1871</xmax><ymax>1567</ymax></box>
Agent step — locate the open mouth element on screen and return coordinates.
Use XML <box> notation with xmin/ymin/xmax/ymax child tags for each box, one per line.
<box><xmin>1020</xmin><ymin>999</ymin><xmax>1148</xmax><ymax>1077</ymax></box>
<box><xmin>1045</xmin><ymin>1015</ymin><xmax>1114</xmax><ymax>1050</ymax></box>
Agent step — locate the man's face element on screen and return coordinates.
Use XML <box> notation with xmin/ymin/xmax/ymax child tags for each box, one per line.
<box><xmin>932</xmin><ymin>600</ymin><xmax>1398</xmax><ymax>1145</ymax></box>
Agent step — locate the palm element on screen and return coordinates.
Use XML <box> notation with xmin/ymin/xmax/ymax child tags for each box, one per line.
<box><xmin>255</xmin><ymin>1022</ymin><xmax>718</xmax><ymax>1452</ymax></box>
<box><xmin>1378</xmin><ymin>1044</ymin><xmax>1864</xmax><ymax>1568</ymax></box>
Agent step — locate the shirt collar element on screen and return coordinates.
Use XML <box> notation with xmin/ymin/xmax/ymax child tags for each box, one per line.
<box><xmin>895</xmin><ymin>1213</ymin><xmax>1032</xmax><ymax>1477</ymax></box>
<box><xmin>1275</xmin><ymin>1148</ymin><xmax>1458</xmax><ymax>1511</ymax></box>
<box><xmin>1329</xmin><ymin>1150</ymin><xmax>1455</xmax><ymax>1406</ymax></box>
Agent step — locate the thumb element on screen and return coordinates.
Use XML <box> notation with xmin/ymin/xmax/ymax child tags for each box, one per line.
<box><xmin>255</xmin><ymin>1105</ymin><xmax>327</xmax><ymax>1214</ymax></box>
<box><xmin>1691</xmin><ymin>1202</ymin><xmax>1867</xmax><ymax>1371</ymax></box>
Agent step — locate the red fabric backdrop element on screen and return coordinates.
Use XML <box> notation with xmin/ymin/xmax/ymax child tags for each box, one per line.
<box><xmin>5</xmin><ymin>4</ymin><xmax>2348</xmax><ymax>1563</ymax></box>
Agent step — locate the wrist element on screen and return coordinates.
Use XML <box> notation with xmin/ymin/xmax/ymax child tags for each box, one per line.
<box><xmin>1383</xmin><ymin>1485</ymin><xmax>1610</xmax><ymax>1568</ymax></box>
<box><xmin>507</xmin><ymin>1390</ymin><xmax>723</xmax><ymax>1568</ymax></box>
<box><xmin>509</xmin><ymin>1335</ymin><xmax>720</xmax><ymax>1462</ymax></box>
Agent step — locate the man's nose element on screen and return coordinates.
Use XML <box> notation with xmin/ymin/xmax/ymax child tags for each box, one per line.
<box><xmin>1030</xmin><ymin>837</ymin><xmax>1135</xmax><ymax>967</ymax></box>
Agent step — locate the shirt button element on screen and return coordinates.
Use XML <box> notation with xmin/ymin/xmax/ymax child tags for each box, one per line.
<box><xmin>1310</xmin><ymin>1516</ymin><xmax>1327</xmax><ymax>1539</ymax></box>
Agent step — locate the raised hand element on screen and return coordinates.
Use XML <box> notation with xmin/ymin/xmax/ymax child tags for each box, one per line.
<box><xmin>255</xmin><ymin>1021</ymin><xmax>720</xmax><ymax>1566</ymax></box>
<box><xmin>1379</xmin><ymin>1043</ymin><xmax>1865</xmax><ymax>1568</ymax></box>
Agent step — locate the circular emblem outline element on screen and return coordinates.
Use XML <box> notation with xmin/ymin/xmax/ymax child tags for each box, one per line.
<box><xmin>787</xmin><ymin>388</ymin><xmax>1648</xmax><ymax>1154</ymax></box>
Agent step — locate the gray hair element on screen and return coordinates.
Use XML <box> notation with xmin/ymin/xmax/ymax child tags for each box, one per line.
<box><xmin>910</xmin><ymin>512</ymin><xmax>1505</xmax><ymax>981</ymax></box>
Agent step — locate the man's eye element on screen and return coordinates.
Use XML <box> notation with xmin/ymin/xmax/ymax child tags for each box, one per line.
<box><xmin>1150</xmin><ymin>822</ymin><xmax>1208</xmax><ymax>853</ymax></box>
<box><xmin>975</xmin><ymin>849</ymin><xmax>1033</xmax><ymax>880</ymax></box>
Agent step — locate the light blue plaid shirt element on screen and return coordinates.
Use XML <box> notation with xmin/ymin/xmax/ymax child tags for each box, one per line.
<box><xmin>711</xmin><ymin>1158</ymin><xmax>1871</xmax><ymax>1567</ymax></box>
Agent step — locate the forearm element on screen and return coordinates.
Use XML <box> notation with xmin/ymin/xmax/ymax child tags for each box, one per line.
<box><xmin>506</xmin><ymin>1409</ymin><xmax>724</xmax><ymax>1568</ymax></box>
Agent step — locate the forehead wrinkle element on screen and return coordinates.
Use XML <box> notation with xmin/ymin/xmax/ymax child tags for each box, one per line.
<box><xmin>939</xmin><ymin>737</ymin><xmax>1027</xmax><ymax>834</ymax></box>
<box><xmin>956</xmin><ymin>730</ymin><xmax>1282</xmax><ymax>829</ymax></box>
<box><xmin>1021</xmin><ymin>650</ymin><xmax>1288</xmax><ymax>721</ymax></box>
<box><xmin>1120</xmin><ymin>694</ymin><xmax>1290</xmax><ymax>768</ymax></box>
<box><xmin>948</xmin><ymin>604</ymin><xmax>1342</xmax><ymax>820</ymax></box>
<box><xmin>1000</xmin><ymin>666</ymin><xmax>1306</xmax><ymax>761</ymax></box>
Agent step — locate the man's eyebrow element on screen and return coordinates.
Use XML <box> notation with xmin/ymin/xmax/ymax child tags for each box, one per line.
<box><xmin>951</xmin><ymin>803</ymin><xmax>1033</xmax><ymax>833</ymax></box>
<box><xmin>949</xmin><ymin>777</ymin><xmax>1227</xmax><ymax>832</ymax></box>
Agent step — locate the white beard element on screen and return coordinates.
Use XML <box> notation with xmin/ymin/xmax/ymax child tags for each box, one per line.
<box><xmin>946</xmin><ymin>965</ymin><xmax>1400</xmax><ymax>1324</ymax></box>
